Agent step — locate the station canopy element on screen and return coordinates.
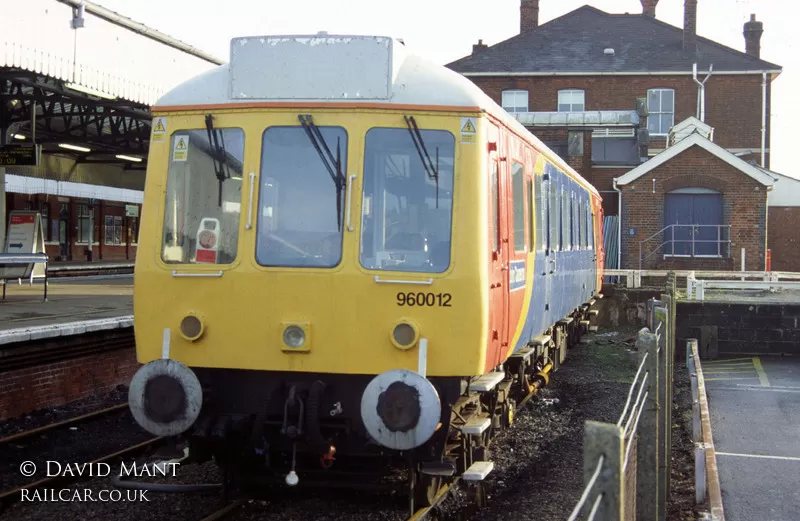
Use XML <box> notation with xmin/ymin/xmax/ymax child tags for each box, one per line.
<box><xmin>1</xmin><ymin>0</ymin><xmax>222</xmax><ymax>170</ymax></box>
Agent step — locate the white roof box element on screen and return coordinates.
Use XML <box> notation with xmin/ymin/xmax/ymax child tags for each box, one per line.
<box><xmin>229</xmin><ymin>34</ymin><xmax>395</xmax><ymax>101</ymax></box>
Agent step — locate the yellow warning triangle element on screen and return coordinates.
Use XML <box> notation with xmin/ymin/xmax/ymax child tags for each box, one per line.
<box><xmin>462</xmin><ymin>120</ymin><xmax>476</xmax><ymax>133</ymax></box>
<box><xmin>176</xmin><ymin>138</ymin><xmax>186</xmax><ymax>149</ymax></box>
<box><xmin>154</xmin><ymin>119</ymin><xmax>165</xmax><ymax>132</ymax></box>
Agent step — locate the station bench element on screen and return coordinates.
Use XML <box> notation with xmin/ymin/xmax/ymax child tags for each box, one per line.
<box><xmin>0</xmin><ymin>253</ymin><xmax>49</xmax><ymax>301</ymax></box>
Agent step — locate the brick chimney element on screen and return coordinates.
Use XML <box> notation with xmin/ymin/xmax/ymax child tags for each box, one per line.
<box><xmin>743</xmin><ymin>14</ymin><xmax>763</xmax><ymax>58</ymax></box>
<box><xmin>640</xmin><ymin>0</ymin><xmax>658</xmax><ymax>18</ymax></box>
<box><xmin>472</xmin><ymin>39</ymin><xmax>488</xmax><ymax>55</ymax></box>
<box><xmin>683</xmin><ymin>0</ymin><xmax>697</xmax><ymax>53</ymax></box>
<box><xmin>521</xmin><ymin>0</ymin><xmax>540</xmax><ymax>33</ymax></box>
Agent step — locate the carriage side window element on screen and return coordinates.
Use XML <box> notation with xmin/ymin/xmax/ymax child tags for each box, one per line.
<box><xmin>359</xmin><ymin>127</ymin><xmax>455</xmax><ymax>274</ymax></box>
<box><xmin>256</xmin><ymin>125</ymin><xmax>347</xmax><ymax>268</ymax></box>
<box><xmin>162</xmin><ymin>128</ymin><xmax>244</xmax><ymax>264</ymax></box>
<box><xmin>549</xmin><ymin>175</ymin><xmax>559</xmax><ymax>252</ymax></box>
<box><xmin>561</xmin><ymin>185</ymin><xmax>569</xmax><ymax>251</ymax></box>
<box><xmin>587</xmin><ymin>201</ymin><xmax>594</xmax><ymax>250</ymax></box>
<box><xmin>512</xmin><ymin>161</ymin><xmax>526</xmax><ymax>252</ymax></box>
<box><xmin>491</xmin><ymin>162</ymin><xmax>499</xmax><ymax>252</ymax></box>
<box><xmin>527</xmin><ymin>178</ymin><xmax>534</xmax><ymax>252</ymax></box>
<box><xmin>534</xmin><ymin>174</ymin><xmax>544</xmax><ymax>251</ymax></box>
<box><xmin>581</xmin><ymin>198</ymin><xmax>588</xmax><ymax>248</ymax></box>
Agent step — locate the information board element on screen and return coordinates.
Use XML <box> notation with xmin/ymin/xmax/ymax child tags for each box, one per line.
<box><xmin>0</xmin><ymin>144</ymin><xmax>41</xmax><ymax>166</ymax></box>
<box><xmin>1</xmin><ymin>211</ymin><xmax>47</xmax><ymax>280</ymax></box>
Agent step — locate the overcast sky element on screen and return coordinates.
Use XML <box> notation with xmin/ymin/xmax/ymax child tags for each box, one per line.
<box><xmin>93</xmin><ymin>0</ymin><xmax>796</xmax><ymax>176</ymax></box>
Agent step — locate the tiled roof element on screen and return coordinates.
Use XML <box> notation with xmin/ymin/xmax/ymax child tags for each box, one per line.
<box><xmin>447</xmin><ymin>6</ymin><xmax>781</xmax><ymax>75</ymax></box>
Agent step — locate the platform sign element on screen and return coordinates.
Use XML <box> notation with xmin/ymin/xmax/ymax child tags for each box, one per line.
<box><xmin>1</xmin><ymin>211</ymin><xmax>47</xmax><ymax>280</ymax></box>
<box><xmin>126</xmin><ymin>204</ymin><xmax>139</xmax><ymax>217</ymax></box>
<box><xmin>0</xmin><ymin>144</ymin><xmax>41</xmax><ymax>166</ymax></box>
<box><xmin>195</xmin><ymin>218</ymin><xmax>220</xmax><ymax>264</ymax></box>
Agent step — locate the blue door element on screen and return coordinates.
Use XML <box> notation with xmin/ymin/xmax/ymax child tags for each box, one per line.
<box><xmin>664</xmin><ymin>191</ymin><xmax>723</xmax><ymax>256</ymax></box>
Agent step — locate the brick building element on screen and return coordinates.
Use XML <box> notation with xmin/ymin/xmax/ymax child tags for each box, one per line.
<box><xmin>447</xmin><ymin>0</ymin><xmax>793</xmax><ymax>271</ymax></box>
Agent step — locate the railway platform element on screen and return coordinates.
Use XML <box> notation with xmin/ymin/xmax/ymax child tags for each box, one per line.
<box><xmin>704</xmin><ymin>357</ymin><xmax>800</xmax><ymax>521</ymax></box>
<box><xmin>0</xmin><ymin>276</ymin><xmax>132</xmax><ymax>338</ymax></box>
<box><xmin>0</xmin><ymin>276</ymin><xmax>136</xmax><ymax>421</ymax></box>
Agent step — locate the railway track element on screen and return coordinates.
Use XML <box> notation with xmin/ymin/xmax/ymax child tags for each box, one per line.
<box><xmin>0</xmin><ymin>403</ymin><xmax>129</xmax><ymax>445</ymax></box>
<box><xmin>0</xmin><ymin>437</ymin><xmax>163</xmax><ymax>511</ymax></box>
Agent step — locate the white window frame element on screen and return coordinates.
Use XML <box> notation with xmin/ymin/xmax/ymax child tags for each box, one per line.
<box><xmin>647</xmin><ymin>88</ymin><xmax>675</xmax><ymax>136</ymax></box>
<box><xmin>502</xmin><ymin>90</ymin><xmax>528</xmax><ymax>113</ymax></box>
<box><xmin>558</xmin><ymin>89</ymin><xmax>585</xmax><ymax>112</ymax></box>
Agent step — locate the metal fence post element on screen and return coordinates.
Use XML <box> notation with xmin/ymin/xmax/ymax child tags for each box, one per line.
<box><xmin>635</xmin><ymin>329</ymin><xmax>659</xmax><ymax>521</ymax></box>
<box><xmin>585</xmin><ymin>421</ymin><xmax>625</xmax><ymax>521</ymax></box>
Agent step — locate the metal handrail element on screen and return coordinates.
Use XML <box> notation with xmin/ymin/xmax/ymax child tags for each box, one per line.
<box><xmin>639</xmin><ymin>224</ymin><xmax>731</xmax><ymax>269</ymax></box>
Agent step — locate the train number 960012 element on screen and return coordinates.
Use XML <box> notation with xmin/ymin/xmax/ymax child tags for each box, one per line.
<box><xmin>396</xmin><ymin>292</ymin><xmax>452</xmax><ymax>307</ymax></box>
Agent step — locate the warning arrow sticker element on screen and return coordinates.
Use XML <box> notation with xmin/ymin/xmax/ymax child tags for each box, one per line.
<box><xmin>460</xmin><ymin>117</ymin><xmax>477</xmax><ymax>145</ymax></box>
<box><xmin>173</xmin><ymin>135</ymin><xmax>189</xmax><ymax>162</ymax></box>
<box><xmin>152</xmin><ymin>116</ymin><xmax>167</xmax><ymax>142</ymax></box>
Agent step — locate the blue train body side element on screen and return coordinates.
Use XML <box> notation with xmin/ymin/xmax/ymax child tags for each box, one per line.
<box><xmin>513</xmin><ymin>162</ymin><xmax>598</xmax><ymax>353</ymax></box>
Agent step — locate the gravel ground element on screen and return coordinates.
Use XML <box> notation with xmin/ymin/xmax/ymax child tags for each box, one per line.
<box><xmin>0</xmin><ymin>386</ymin><xmax>129</xmax><ymax>439</ymax></box>
<box><xmin>668</xmin><ymin>357</ymin><xmax>700</xmax><ymax>520</ymax></box>
<box><xmin>0</xmin><ymin>327</ymin><xmax>697</xmax><ymax>521</ymax></box>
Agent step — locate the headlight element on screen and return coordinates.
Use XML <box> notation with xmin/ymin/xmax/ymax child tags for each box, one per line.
<box><xmin>391</xmin><ymin>320</ymin><xmax>419</xmax><ymax>350</ymax></box>
<box><xmin>283</xmin><ymin>325</ymin><xmax>306</xmax><ymax>348</ymax></box>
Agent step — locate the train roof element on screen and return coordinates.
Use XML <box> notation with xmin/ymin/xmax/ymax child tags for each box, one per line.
<box><xmin>154</xmin><ymin>34</ymin><xmax>599</xmax><ymax>197</ymax></box>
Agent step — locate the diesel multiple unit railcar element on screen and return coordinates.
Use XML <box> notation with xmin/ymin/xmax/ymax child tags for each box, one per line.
<box><xmin>128</xmin><ymin>34</ymin><xmax>604</xmax><ymax>510</ymax></box>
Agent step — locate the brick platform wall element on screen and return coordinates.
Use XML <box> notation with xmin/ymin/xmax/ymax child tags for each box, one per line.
<box><xmin>677</xmin><ymin>302</ymin><xmax>800</xmax><ymax>357</ymax></box>
<box><xmin>768</xmin><ymin>207</ymin><xmax>800</xmax><ymax>272</ymax></box>
<box><xmin>0</xmin><ymin>348</ymin><xmax>139</xmax><ymax>421</ymax></box>
<box><xmin>620</xmin><ymin>146</ymin><xmax>767</xmax><ymax>270</ymax></box>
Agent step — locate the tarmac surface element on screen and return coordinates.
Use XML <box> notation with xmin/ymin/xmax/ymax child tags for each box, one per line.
<box><xmin>705</xmin><ymin>356</ymin><xmax>800</xmax><ymax>521</ymax></box>
<box><xmin>0</xmin><ymin>275</ymin><xmax>132</xmax><ymax>331</ymax></box>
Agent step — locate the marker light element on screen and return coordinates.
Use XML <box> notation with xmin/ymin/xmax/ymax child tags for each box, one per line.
<box><xmin>283</xmin><ymin>326</ymin><xmax>306</xmax><ymax>348</ymax></box>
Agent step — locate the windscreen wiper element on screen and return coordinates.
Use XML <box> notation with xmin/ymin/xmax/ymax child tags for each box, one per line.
<box><xmin>404</xmin><ymin>115</ymin><xmax>439</xmax><ymax>208</ymax></box>
<box><xmin>298</xmin><ymin>114</ymin><xmax>346</xmax><ymax>230</ymax></box>
<box><xmin>205</xmin><ymin>114</ymin><xmax>230</xmax><ymax>207</ymax></box>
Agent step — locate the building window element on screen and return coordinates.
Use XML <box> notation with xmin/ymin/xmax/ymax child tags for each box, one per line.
<box><xmin>591</xmin><ymin>129</ymin><xmax>640</xmax><ymax>165</ymax></box>
<box><xmin>77</xmin><ymin>203</ymin><xmax>94</xmax><ymax>243</ymax></box>
<box><xmin>105</xmin><ymin>215</ymin><xmax>123</xmax><ymax>245</ymax></box>
<box><xmin>558</xmin><ymin>89</ymin><xmax>585</xmax><ymax>112</ymax></box>
<box><xmin>131</xmin><ymin>217</ymin><xmax>139</xmax><ymax>244</ymax></box>
<box><xmin>501</xmin><ymin>90</ymin><xmax>528</xmax><ymax>113</ymax></box>
<box><xmin>40</xmin><ymin>203</ymin><xmax>50</xmax><ymax>241</ymax></box>
<box><xmin>647</xmin><ymin>88</ymin><xmax>675</xmax><ymax>136</ymax></box>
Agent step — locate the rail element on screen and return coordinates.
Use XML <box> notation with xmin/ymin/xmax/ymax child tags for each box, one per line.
<box><xmin>604</xmin><ymin>269</ymin><xmax>800</xmax><ymax>289</ymax></box>
<box><xmin>639</xmin><ymin>224</ymin><xmax>731</xmax><ymax>270</ymax></box>
<box><xmin>686</xmin><ymin>271</ymin><xmax>800</xmax><ymax>299</ymax></box>
<box><xmin>566</xmin><ymin>274</ymin><xmax>677</xmax><ymax>520</ymax></box>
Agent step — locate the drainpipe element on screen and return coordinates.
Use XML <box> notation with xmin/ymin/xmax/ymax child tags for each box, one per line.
<box><xmin>692</xmin><ymin>63</ymin><xmax>713</xmax><ymax>122</ymax></box>
<box><xmin>613</xmin><ymin>178</ymin><xmax>623</xmax><ymax>270</ymax></box>
<box><xmin>761</xmin><ymin>72</ymin><xmax>767</xmax><ymax>167</ymax></box>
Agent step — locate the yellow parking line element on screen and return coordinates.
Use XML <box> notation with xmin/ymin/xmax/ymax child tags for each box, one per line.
<box><xmin>704</xmin><ymin>357</ymin><xmax>757</xmax><ymax>364</ymax></box>
<box><xmin>752</xmin><ymin>357</ymin><xmax>771</xmax><ymax>388</ymax></box>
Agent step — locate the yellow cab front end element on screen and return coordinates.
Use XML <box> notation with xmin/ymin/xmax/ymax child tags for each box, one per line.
<box><xmin>134</xmin><ymin>107</ymin><xmax>488</xmax><ymax>377</ymax></box>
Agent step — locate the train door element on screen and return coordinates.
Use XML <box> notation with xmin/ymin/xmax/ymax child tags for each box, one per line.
<box><xmin>487</xmin><ymin>123</ymin><xmax>509</xmax><ymax>370</ymax></box>
<box><xmin>543</xmin><ymin>165</ymin><xmax>556</xmax><ymax>327</ymax></box>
